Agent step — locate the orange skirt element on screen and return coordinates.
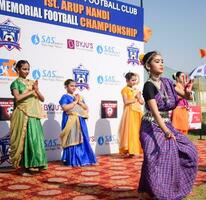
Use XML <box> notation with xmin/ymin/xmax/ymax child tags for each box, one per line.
<box><xmin>119</xmin><ymin>106</ymin><xmax>143</xmax><ymax>155</ymax></box>
<box><xmin>172</xmin><ymin>107</ymin><xmax>189</xmax><ymax>134</ymax></box>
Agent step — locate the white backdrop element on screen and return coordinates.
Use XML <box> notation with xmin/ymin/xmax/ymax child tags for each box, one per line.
<box><xmin>0</xmin><ymin>0</ymin><xmax>144</xmax><ymax>167</ymax></box>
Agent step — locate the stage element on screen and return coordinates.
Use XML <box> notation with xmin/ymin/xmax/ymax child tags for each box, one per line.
<box><xmin>0</xmin><ymin>140</ymin><xmax>206</xmax><ymax>200</ymax></box>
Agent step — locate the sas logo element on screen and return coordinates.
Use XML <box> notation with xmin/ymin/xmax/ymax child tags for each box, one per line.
<box><xmin>0</xmin><ymin>134</ymin><xmax>11</xmax><ymax>165</ymax></box>
<box><xmin>127</xmin><ymin>43</ymin><xmax>140</xmax><ymax>65</ymax></box>
<box><xmin>0</xmin><ymin>19</ymin><xmax>21</xmax><ymax>51</ymax></box>
<box><xmin>31</xmin><ymin>34</ymin><xmax>63</xmax><ymax>48</ymax></box>
<box><xmin>97</xmin><ymin>75</ymin><xmax>120</xmax><ymax>85</ymax></box>
<box><xmin>44</xmin><ymin>138</ymin><xmax>61</xmax><ymax>151</ymax></box>
<box><xmin>73</xmin><ymin>64</ymin><xmax>89</xmax><ymax>91</ymax></box>
<box><xmin>97</xmin><ymin>135</ymin><xmax>118</xmax><ymax>146</ymax></box>
<box><xmin>67</xmin><ymin>39</ymin><xmax>93</xmax><ymax>51</ymax></box>
<box><xmin>96</xmin><ymin>45</ymin><xmax>120</xmax><ymax>57</ymax></box>
<box><xmin>0</xmin><ymin>59</ymin><xmax>17</xmax><ymax>77</ymax></box>
<box><xmin>32</xmin><ymin>68</ymin><xmax>64</xmax><ymax>81</ymax></box>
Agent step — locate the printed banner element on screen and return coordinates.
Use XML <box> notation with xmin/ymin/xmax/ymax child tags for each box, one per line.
<box><xmin>0</xmin><ymin>98</ymin><xmax>14</xmax><ymax>121</ymax></box>
<box><xmin>0</xmin><ymin>0</ymin><xmax>143</xmax><ymax>40</ymax></box>
<box><xmin>189</xmin><ymin>105</ymin><xmax>202</xmax><ymax>130</ymax></box>
<box><xmin>0</xmin><ymin>0</ymin><xmax>144</xmax><ymax>166</ymax></box>
<box><xmin>101</xmin><ymin>100</ymin><xmax>117</xmax><ymax>118</ymax></box>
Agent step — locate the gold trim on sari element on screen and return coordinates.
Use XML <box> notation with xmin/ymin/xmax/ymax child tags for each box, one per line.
<box><xmin>10</xmin><ymin>79</ymin><xmax>46</xmax><ymax>168</ymax></box>
<box><xmin>60</xmin><ymin>104</ymin><xmax>88</xmax><ymax>148</ymax></box>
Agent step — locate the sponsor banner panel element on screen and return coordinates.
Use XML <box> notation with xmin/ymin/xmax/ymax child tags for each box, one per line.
<box><xmin>0</xmin><ymin>0</ymin><xmax>144</xmax><ymax>167</ymax></box>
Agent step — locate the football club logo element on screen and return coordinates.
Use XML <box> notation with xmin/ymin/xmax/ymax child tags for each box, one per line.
<box><xmin>101</xmin><ymin>101</ymin><xmax>117</xmax><ymax>118</ymax></box>
<box><xmin>127</xmin><ymin>43</ymin><xmax>139</xmax><ymax>65</ymax></box>
<box><xmin>73</xmin><ymin>64</ymin><xmax>89</xmax><ymax>91</ymax></box>
<box><xmin>0</xmin><ymin>19</ymin><xmax>21</xmax><ymax>51</ymax></box>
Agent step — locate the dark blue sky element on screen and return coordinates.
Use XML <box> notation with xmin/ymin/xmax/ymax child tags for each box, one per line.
<box><xmin>119</xmin><ymin>0</ymin><xmax>206</xmax><ymax>73</ymax></box>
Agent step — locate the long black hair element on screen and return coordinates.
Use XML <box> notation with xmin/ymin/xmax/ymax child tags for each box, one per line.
<box><xmin>15</xmin><ymin>60</ymin><xmax>30</xmax><ymax>72</ymax></box>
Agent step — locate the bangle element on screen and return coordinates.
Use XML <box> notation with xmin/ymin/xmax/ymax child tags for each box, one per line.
<box><xmin>164</xmin><ymin>131</ymin><xmax>171</xmax><ymax>138</ymax></box>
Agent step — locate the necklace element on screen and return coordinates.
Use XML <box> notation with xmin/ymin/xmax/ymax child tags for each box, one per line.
<box><xmin>147</xmin><ymin>77</ymin><xmax>170</xmax><ymax>104</ymax></box>
<box><xmin>148</xmin><ymin>75</ymin><xmax>161</xmax><ymax>90</ymax></box>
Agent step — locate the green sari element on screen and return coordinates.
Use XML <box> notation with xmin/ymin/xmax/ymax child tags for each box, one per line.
<box><xmin>10</xmin><ymin>78</ymin><xmax>47</xmax><ymax>169</ymax></box>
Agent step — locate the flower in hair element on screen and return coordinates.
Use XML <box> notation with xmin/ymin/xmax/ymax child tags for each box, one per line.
<box><xmin>139</xmin><ymin>54</ymin><xmax>144</xmax><ymax>65</ymax></box>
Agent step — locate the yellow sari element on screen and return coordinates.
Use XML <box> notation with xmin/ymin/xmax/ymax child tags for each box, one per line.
<box><xmin>119</xmin><ymin>86</ymin><xmax>143</xmax><ymax>155</ymax></box>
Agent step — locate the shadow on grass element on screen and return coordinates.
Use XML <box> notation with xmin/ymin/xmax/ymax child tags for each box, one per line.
<box><xmin>189</xmin><ymin>122</ymin><xmax>206</xmax><ymax>140</ymax></box>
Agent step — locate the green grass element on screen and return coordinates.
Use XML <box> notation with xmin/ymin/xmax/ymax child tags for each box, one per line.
<box><xmin>187</xmin><ymin>133</ymin><xmax>205</xmax><ymax>142</ymax></box>
<box><xmin>184</xmin><ymin>184</ymin><xmax>206</xmax><ymax>200</ymax></box>
<box><xmin>184</xmin><ymin>132</ymin><xmax>206</xmax><ymax>199</ymax></box>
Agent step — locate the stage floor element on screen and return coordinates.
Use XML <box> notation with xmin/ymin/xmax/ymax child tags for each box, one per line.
<box><xmin>1</xmin><ymin>141</ymin><xmax>206</xmax><ymax>200</ymax></box>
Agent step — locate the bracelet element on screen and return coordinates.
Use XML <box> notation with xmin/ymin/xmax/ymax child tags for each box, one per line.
<box><xmin>164</xmin><ymin>131</ymin><xmax>171</xmax><ymax>138</ymax></box>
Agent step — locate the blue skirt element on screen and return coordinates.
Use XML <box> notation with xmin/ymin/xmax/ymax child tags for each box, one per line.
<box><xmin>61</xmin><ymin>117</ymin><xmax>97</xmax><ymax>167</ymax></box>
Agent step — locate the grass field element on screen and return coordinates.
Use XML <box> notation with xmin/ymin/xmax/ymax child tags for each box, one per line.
<box><xmin>184</xmin><ymin>133</ymin><xmax>206</xmax><ymax>200</ymax></box>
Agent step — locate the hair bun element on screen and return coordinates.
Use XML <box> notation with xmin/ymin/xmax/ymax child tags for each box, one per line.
<box><xmin>172</xmin><ymin>73</ymin><xmax>177</xmax><ymax>80</ymax></box>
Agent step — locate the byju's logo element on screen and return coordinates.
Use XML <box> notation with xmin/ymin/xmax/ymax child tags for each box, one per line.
<box><xmin>127</xmin><ymin>43</ymin><xmax>140</xmax><ymax>65</ymax></box>
<box><xmin>73</xmin><ymin>64</ymin><xmax>89</xmax><ymax>91</ymax></box>
<box><xmin>32</xmin><ymin>68</ymin><xmax>64</xmax><ymax>81</ymax></box>
<box><xmin>31</xmin><ymin>34</ymin><xmax>63</xmax><ymax>48</ymax></box>
<box><xmin>96</xmin><ymin>45</ymin><xmax>120</xmax><ymax>57</ymax></box>
<box><xmin>43</xmin><ymin>103</ymin><xmax>62</xmax><ymax>114</ymax></box>
<box><xmin>67</xmin><ymin>39</ymin><xmax>93</xmax><ymax>51</ymax></box>
<box><xmin>97</xmin><ymin>75</ymin><xmax>120</xmax><ymax>85</ymax></box>
<box><xmin>0</xmin><ymin>19</ymin><xmax>21</xmax><ymax>51</ymax></box>
<box><xmin>67</xmin><ymin>39</ymin><xmax>75</xmax><ymax>49</ymax></box>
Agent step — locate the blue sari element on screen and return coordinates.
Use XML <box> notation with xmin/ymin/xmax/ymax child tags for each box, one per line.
<box><xmin>59</xmin><ymin>94</ymin><xmax>97</xmax><ymax>167</ymax></box>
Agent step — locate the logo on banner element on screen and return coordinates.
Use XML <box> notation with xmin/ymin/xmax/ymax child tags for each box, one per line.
<box><xmin>127</xmin><ymin>43</ymin><xmax>140</xmax><ymax>65</ymax></box>
<box><xmin>44</xmin><ymin>138</ymin><xmax>61</xmax><ymax>151</ymax></box>
<box><xmin>0</xmin><ymin>59</ymin><xmax>17</xmax><ymax>79</ymax></box>
<box><xmin>73</xmin><ymin>64</ymin><xmax>89</xmax><ymax>91</ymax></box>
<box><xmin>97</xmin><ymin>75</ymin><xmax>121</xmax><ymax>85</ymax></box>
<box><xmin>0</xmin><ymin>134</ymin><xmax>11</xmax><ymax>165</ymax></box>
<box><xmin>97</xmin><ymin>135</ymin><xmax>118</xmax><ymax>146</ymax></box>
<box><xmin>43</xmin><ymin>103</ymin><xmax>62</xmax><ymax>114</ymax></box>
<box><xmin>31</xmin><ymin>34</ymin><xmax>63</xmax><ymax>48</ymax></box>
<box><xmin>101</xmin><ymin>100</ymin><xmax>117</xmax><ymax>118</ymax></box>
<box><xmin>32</xmin><ymin>68</ymin><xmax>64</xmax><ymax>81</ymax></box>
<box><xmin>0</xmin><ymin>19</ymin><xmax>21</xmax><ymax>51</ymax></box>
<box><xmin>96</xmin><ymin>45</ymin><xmax>120</xmax><ymax>57</ymax></box>
<box><xmin>0</xmin><ymin>98</ymin><xmax>14</xmax><ymax>121</ymax></box>
<box><xmin>67</xmin><ymin>39</ymin><xmax>93</xmax><ymax>51</ymax></box>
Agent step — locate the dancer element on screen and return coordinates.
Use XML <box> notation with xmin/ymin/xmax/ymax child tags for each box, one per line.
<box><xmin>138</xmin><ymin>51</ymin><xmax>198</xmax><ymax>200</ymax></box>
<box><xmin>10</xmin><ymin>60</ymin><xmax>47</xmax><ymax>173</ymax></box>
<box><xmin>172</xmin><ymin>71</ymin><xmax>190</xmax><ymax>134</ymax></box>
<box><xmin>119</xmin><ymin>72</ymin><xmax>144</xmax><ymax>157</ymax></box>
<box><xmin>59</xmin><ymin>79</ymin><xmax>97</xmax><ymax>167</ymax></box>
